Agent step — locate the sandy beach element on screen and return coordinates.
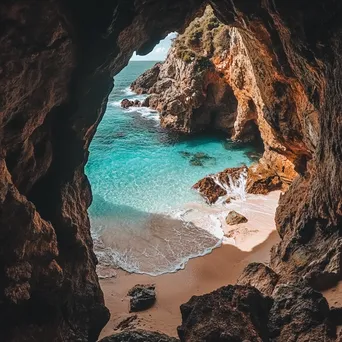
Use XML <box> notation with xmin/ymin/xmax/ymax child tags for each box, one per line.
<box><xmin>99</xmin><ymin>192</ymin><xmax>282</xmax><ymax>339</ymax></box>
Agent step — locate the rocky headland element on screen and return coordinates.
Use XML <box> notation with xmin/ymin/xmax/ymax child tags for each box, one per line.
<box><xmin>131</xmin><ymin>6</ymin><xmax>298</xmax><ymax>200</ymax></box>
<box><xmin>1</xmin><ymin>1</ymin><xmax>341</xmax><ymax>341</ymax></box>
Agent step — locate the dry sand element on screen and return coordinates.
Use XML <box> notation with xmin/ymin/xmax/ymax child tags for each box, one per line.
<box><xmin>99</xmin><ymin>192</ymin><xmax>282</xmax><ymax>338</ymax></box>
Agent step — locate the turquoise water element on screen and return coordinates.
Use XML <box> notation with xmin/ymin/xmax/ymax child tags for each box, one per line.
<box><xmin>86</xmin><ymin>61</ymin><xmax>257</xmax><ymax>275</ymax></box>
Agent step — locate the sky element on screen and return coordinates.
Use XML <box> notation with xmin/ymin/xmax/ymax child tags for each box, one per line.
<box><xmin>130</xmin><ymin>32</ymin><xmax>177</xmax><ymax>61</ymax></box>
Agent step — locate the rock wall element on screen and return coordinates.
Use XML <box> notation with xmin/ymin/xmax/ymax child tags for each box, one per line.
<box><xmin>0</xmin><ymin>1</ymin><xmax>204</xmax><ymax>341</ymax></box>
<box><xmin>132</xmin><ymin>7</ymin><xmax>298</xmax><ymax>190</ymax></box>
<box><xmin>0</xmin><ymin>0</ymin><xmax>342</xmax><ymax>341</ymax></box>
<box><xmin>132</xmin><ymin>47</ymin><xmax>239</xmax><ymax>134</ymax></box>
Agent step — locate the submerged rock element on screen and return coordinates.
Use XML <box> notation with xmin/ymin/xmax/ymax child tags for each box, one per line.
<box><xmin>189</xmin><ymin>158</ymin><xmax>203</xmax><ymax>167</ymax></box>
<box><xmin>100</xmin><ymin>330</ymin><xmax>179</xmax><ymax>342</ymax></box>
<box><xmin>179</xmin><ymin>151</ymin><xmax>192</xmax><ymax>158</ymax></box>
<box><xmin>225</xmin><ymin>210</ymin><xmax>248</xmax><ymax>225</ymax></box>
<box><xmin>179</xmin><ymin>151</ymin><xmax>216</xmax><ymax>167</ymax></box>
<box><xmin>128</xmin><ymin>284</ymin><xmax>156</xmax><ymax>312</ymax></box>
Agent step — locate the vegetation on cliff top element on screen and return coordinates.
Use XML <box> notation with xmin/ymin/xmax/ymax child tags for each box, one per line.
<box><xmin>173</xmin><ymin>6</ymin><xmax>230</xmax><ymax>64</ymax></box>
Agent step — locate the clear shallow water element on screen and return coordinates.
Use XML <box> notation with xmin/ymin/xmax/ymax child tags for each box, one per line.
<box><xmin>86</xmin><ymin>61</ymin><xmax>257</xmax><ymax>275</ymax></box>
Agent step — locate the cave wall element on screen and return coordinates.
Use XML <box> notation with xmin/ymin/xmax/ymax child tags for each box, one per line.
<box><xmin>209</xmin><ymin>0</ymin><xmax>342</xmax><ymax>288</ymax></box>
<box><xmin>0</xmin><ymin>1</ymin><xmax>204</xmax><ymax>341</ymax></box>
<box><xmin>0</xmin><ymin>0</ymin><xmax>342</xmax><ymax>341</ymax></box>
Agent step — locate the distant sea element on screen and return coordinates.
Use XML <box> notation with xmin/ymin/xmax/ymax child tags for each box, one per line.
<box><xmin>86</xmin><ymin>61</ymin><xmax>257</xmax><ymax>276</ymax></box>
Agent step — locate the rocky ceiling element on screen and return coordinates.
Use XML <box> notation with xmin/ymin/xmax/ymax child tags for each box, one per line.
<box><xmin>0</xmin><ymin>0</ymin><xmax>341</xmax><ymax>341</ymax></box>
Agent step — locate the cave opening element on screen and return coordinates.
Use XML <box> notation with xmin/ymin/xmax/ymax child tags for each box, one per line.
<box><xmin>86</xmin><ymin>7</ymin><xmax>282</xmax><ymax>339</ymax></box>
<box><xmin>2</xmin><ymin>1</ymin><xmax>342</xmax><ymax>341</ymax></box>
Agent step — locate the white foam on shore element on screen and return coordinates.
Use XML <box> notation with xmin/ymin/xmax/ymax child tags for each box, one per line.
<box><xmin>92</xmin><ymin>212</ymin><xmax>222</xmax><ymax>277</ymax></box>
<box><xmin>122</xmin><ymin>86</ymin><xmax>135</xmax><ymax>96</ymax></box>
<box><xmin>92</xmin><ymin>164</ymin><xmax>279</xmax><ymax>277</ymax></box>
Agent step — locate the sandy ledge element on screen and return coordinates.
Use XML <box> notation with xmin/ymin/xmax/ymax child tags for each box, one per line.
<box><xmin>99</xmin><ymin>192</ymin><xmax>281</xmax><ymax>338</ymax></box>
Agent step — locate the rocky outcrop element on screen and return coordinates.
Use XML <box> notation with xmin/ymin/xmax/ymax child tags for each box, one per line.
<box><xmin>1</xmin><ymin>0</ymin><xmax>342</xmax><ymax>340</ymax></box>
<box><xmin>193</xmin><ymin>163</ymin><xmax>287</xmax><ymax>204</ymax></box>
<box><xmin>100</xmin><ymin>330</ymin><xmax>179</xmax><ymax>342</ymax></box>
<box><xmin>268</xmin><ymin>282</ymin><xmax>336</xmax><ymax>341</ymax></box>
<box><xmin>178</xmin><ymin>285</ymin><xmax>272</xmax><ymax>342</ymax></box>
<box><xmin>131</xmin><ymin>63</ymin><xmax>162</xmax><ymax>95</ymax></box>
<box><xmin>128</xmin><ymin>284</ymin><xmax>156</xmax><ymax>312</ymax></box>
<box><xmin>225</xmin><ymin>210</ymin><xmax>248</xmax><ymax>225</ymax></box>
<box><xmin>132</xmin><ymin>7</ymin><xmax>300</xmax><ymax>190</ymax></box>
<box><xmin>237</xmin><ymin>263</ymin><xmax>279</xmax><ymax>297</ymax></box>
<box><xmin>132</xmin><ymin>47</ymin><xmax>239</xmax><ymax>134</ymax></box>
<box><xmin>193</xmin><ymin>166</ymin><xmax>247</xmax><ymax>204</ymax></box>
<box><xmin>177</xmin><ymin>283</ymin><xmax>337</xmax><ymax>341</ymax></box>
<box><xmin>131</xmin><ymin>8</ymin><xmax>241</xmax><ymax>135</ymax></box>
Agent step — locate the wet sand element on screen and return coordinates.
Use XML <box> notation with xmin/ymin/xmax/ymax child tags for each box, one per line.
<box><xmin>100</xmin><ymin>230</ymin><xmax>280</xmax><ymax>338</ymax></box>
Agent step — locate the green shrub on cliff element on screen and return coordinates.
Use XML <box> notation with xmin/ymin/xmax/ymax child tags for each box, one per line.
<box><xmin>173</xmin><ymin>5</ymin><xmax>227</xmax><ymax>63</ymax></box>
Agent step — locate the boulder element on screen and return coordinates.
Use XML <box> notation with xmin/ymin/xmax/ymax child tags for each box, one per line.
<box><xmin>128</xmin><ymin>284</ymin><xmax>156</xmax><ymax>312</ymax></box>
<box><xmin>177</xmin><ymin>285</ymin><xmax>272</xmax><ymax>342</ymax></box>
<box><xmin>121</xmin><ymin>99</ymin><xmax>141</xmax><ymax>109</ymax></box>
<box><xmin>226</xmin><ymin>210</ymin><xmax>248</xmax><ymax>225</ymax></box>
<box><xmin>268</xmin><ymin>281</ymin><xmax>336</xmax><ymax>341</ymax></box>
<box><xmin>237</xmin><ymin>263</ymin><xmax>279</xmax><ymax>296</ymax></box>
<box><xmin>141</xmin><ymin>96</ymin><xmax>150</xmax><ymax>107</ymax></box>
<box><xmin>121</xmin><ymin>99</ymin><xmax>134</xmax><ymax>108</ymax></box>
<box><xmin>177</xmin><ymin>282</ymin><xmax>337</xmax><ymax>342</ymax></box>
<box><xmin>193</xmin><ymin>166</ymin><xmax>247</xmax><ymax>204</ymax></box>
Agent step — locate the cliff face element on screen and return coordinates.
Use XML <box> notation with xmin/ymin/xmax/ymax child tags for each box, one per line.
<box><xmin>132</xmin><ymin>7</ymin><xmax>298</xmax><ymax>191</ymax></box>
<box><xmin>132</xmin><ymin>51</ymin><xmax>239</xmax><ymax>135</ymax></box>
<box><xmin>1</xmin><ymin>0</ymin><xmax>342</xmax><ymax>341</ymax></box>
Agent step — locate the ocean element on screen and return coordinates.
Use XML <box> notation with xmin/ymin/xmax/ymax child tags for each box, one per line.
<box><xmin>86</xmin><ymin>61</ymin><xmax>257</xmax><ymax>276</ymax></box>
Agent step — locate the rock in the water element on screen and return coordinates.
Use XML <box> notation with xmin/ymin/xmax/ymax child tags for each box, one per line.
<box><xmin>237</xmin><ymin>263</ymin><xmax>279</xmax><ymax>296</ymax></box>
<box><xmin>121</xmin><ymin>99</ymin><xmax>142</xmax><ymax>108</ymax></box>
<box><xmin>193</xmin><ymin>166</ymin><xmax>247</xmax><ymax>204</ymax></box>
<box><xmin>128</xmin><ymin>284</ymin><xmax>156</xmax><ymax>312</ymax></box>
<box><xmin>99</xmin><ymin>329</ymin><xmax>179</xmax><ymax>342</ymax></box>
<box><xmin>226</xmin><ymin>210</ymin><xmax>248</xmax><ymax>225</ymax></box>
<box><xmin>121</xmin><ymin>99</ymin><xmax>134</xmax><ymax>108</ymax></box>
<box><xmin>189</xmin><ymin>158</ymin><xmax>203</xmax><ymax>167</ymax></box>
<box><xmin>178</xmin><ymin>285</ymin><xmax>272</xmax><ymax>342</ymax></box>
<box><xmin>141</xmin><ymin>96</ymin><xmax>150</xmax><ymax>107</ymax></box>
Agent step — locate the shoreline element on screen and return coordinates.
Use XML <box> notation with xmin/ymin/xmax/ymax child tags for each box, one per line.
<box><xmin>100</xmin><ymin>232</ymin><xmax>279</xmax><ymax>338</ymax></box>
<box><xmin>99</xmin><ymin>192</ymin><xmax>281</xmax><ymax>339</ymax></box>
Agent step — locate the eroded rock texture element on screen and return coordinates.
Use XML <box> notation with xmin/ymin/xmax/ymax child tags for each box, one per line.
<box><xmin>1</xmin><ymin>0</ymin><xmax>342</xmax><ymax>341</ymax></box>
<box><xmin>208</xmin><ymin>0</ymin><xmax>342</xmax><ymax>292</ymax></box>
<box><xmin>0</xmin><ymin>1</ymin><xmax>204</xmax><ymax>341</ymax></box>
<box><xmin>178</xmin><ymin>285</ymin><xmax>272</xmax><ymax>342</ymax></box>
<box><xmin>177</xmin><ymin>283</ymin><xmax>336</xmax><ymax>342</ymax></box>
